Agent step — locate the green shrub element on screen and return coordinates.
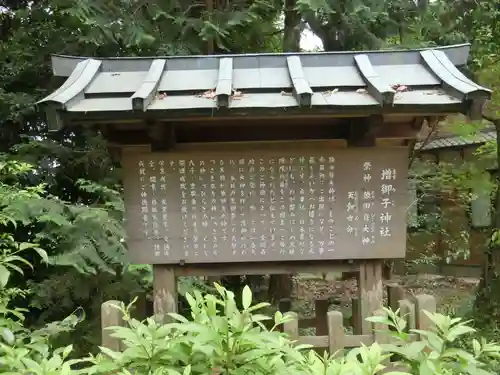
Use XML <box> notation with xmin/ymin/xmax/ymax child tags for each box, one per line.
<box><xmin>82</xmin><ymin>284</ymin><xmax>500</xmax><ymax>375</ymax></box>
<box><xmin>2</xmin><ymin>278</ymin><xmax>500</xmax><ymax>374</ymax></box>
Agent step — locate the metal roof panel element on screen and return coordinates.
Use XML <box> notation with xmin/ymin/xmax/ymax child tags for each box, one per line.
<box><xmin>303</xmin><ymin>66</ymin><xmax>365</xmax><ymax>87</ymax></box>
<box><xmin>148</xmin><ymin>95</ymin><xmax>217</xmax><ymax>110</ymax></box>
<box><xmin>233</xmin><ymin>68</ymin><xmax>292</xmax><ymax>89</ymax></box>
<box><xmin>229</xmin><ymin>93</ymin><xmax>298</xmax><ymax>108</ymax></box>
<box><xmin>85</xmin><ymin>71</ymin><xmax>147</xmax><ymax>94</ymax></box>
<box><xmin>158</xmin><ymin>69</ymin><xmax>218</xmax><ymax>92</ymax></box>
<box><xmin>394</xmin><ymin>89</ymin><xmax>461</xmax><ymax>105</ymax></box>
<box><xmin>377</xmin><ymin>64</ymin><xmax>440</xmax><ymax>86</ymax></box>
<box><xmin>68</xmin><ymin>97</ymin><xmax>133</xmax><ymax>112</ymax></box>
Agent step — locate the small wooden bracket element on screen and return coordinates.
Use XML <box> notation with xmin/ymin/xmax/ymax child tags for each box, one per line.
<box><xmin>347</xmin><ymin>115</ymin><xmax>383</xmax><ymax>147</ymax></box>
<box><xmin>147</xmin><ymin>122</ymin><xmax>177</xmax><ymax>151</ymax></box>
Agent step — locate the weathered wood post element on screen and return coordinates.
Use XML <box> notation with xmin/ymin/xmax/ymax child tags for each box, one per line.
<box><xmin>153</xmin><ymin>265</ymin><xmax>177</xmax><ymax>321</ymax></box>
<box><xmin>415</xmin><ymin>294</ymin><xmax>437</xmax><ymax>334</ymax></box>
<box><xmin>327</xmin><ymin>310</ymin><xmax>345</xmax><ymax>357</ymax></box>
<box><xmin>358</xmin><ymin>260</ymin><xmax>384</xmax><ymax>334</ymax></box>
<box><xmin>101</xmin><ymin>300</ymin><xmax>124</xmax><ymax>351</ymax></box>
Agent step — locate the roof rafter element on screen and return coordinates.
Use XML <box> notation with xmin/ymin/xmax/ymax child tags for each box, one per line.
<box><xmin>215</xmin><ymin>58</ymin><xmax>233</xmax><ymax>108</ymax></box>
<box><xmin>354</xmin><ymin>54</ymin><xmax>395</xmax><ymax>106</ymax></box>
<box><xmin>41</xmin><ymin>58</ymin><xmax>101</xmax><ymax>110</ymax></box>
<box><xmin>131</xmin><ymin>59</ymin><xmax>166</xmax><ymax>111</ymax></box>
<box><xmin>421</xmin><ymin>49</ymin><xmax>491</xmax><ymax>119</ymax></box>
<box><xmin>286</xmin><ymin>56</ymin><xmax>313</xmax><ymax>107</ymax></box>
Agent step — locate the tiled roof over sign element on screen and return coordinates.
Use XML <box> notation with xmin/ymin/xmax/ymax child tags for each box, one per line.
<box><xmin>417</xmin><ymin>130</ymin><xmax>496</xmax><ymax>150</ymax></box>
<box><xmin>38</xmin><ymin>43</ymin><xmax>491</xmax><ymax>126</ymax></box>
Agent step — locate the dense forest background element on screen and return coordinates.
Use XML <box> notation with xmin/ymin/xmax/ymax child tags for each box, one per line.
<box><xmin>2</xmin><ymin>0</ymin><xmax>500</xmax><ymax>355</ymax></box>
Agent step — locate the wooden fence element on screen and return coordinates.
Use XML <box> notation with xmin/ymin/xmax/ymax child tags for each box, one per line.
<box><xmin>279</xmin><ymin>293</ymin><xmax>436</xmax><ymax>355</ymax></box>
<box><xmin>101</xmin><ymin>287</ymin><xmax>437</xmax><ymax>356</ymax></box>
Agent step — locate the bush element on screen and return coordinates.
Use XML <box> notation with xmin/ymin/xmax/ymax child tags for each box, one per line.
<box><xmin>2</xmin><ymin>279</ymin><xmax>500</xmax><ymax>374</ymax></box>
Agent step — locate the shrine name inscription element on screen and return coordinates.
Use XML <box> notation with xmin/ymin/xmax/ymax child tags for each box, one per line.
<box><xmin>122</xmin><ymin>146</ymin><xmax>409</xmax><ymax>264</ymax></box>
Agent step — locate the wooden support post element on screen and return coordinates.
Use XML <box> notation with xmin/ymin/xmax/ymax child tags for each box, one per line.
<box><xmin>327</xmin><ymin>311</ymin><xmax>344</xmax><ymax>357</ymax></box>
<box><xmin>153</xmin><ymin>265</ymin><xmax>177</xmax><ymax>322</ymax></box>
<box><xmin>101</xmin><ymin>300</ymin><xmax>124</xmax><ymax>351</ymax></box>
<box><xmin>351</xmin><ymin>298</ymin><xmax>362</xmax><ymax>334</ymax></box>
<box><xmin>357</xmin><ymin>260</ymin><xmax>383</xmax><ymax>334</ymax></box>
<box><xmin>315</xmin><ymin>299</ymin><xmax>329</xmax><ymax>336</ymax></box>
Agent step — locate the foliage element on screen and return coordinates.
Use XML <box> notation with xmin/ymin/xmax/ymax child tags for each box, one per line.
<box><xmin>367</xmin><ymin>307</ymin><xmax>500</xmax><ymax>374</ymax></box>
<box><xmin>38</xmin><ymin>284</ymin><xmax>496</xmax><ymax>375</ymax></box>
<box><xmin>406</xmin><ymin>146</ymin><xmax>494</xmax><ymax>267</ymax></box>
<box><xmin>61</xmin><ymin>0</ymin><xmax>283</xmax><ymax>54</ymax></box>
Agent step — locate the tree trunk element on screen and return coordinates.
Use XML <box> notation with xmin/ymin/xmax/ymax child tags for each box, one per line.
<box><xmin>283</xmin><ymin>0</ymin><xmax>301</xmax><ymax>52</ymax></box>
<box><xmin>474</xmin><ymin>116</ymin><xmax>500</xmax><ymax>326</ymax></box>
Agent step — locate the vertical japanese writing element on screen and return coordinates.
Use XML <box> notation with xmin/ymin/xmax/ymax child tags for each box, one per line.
<box><xmin>326</xmin><ymin>156</ymin><xmax>336</xmax><ymax>252</ymax></box>
<box><xmin>179</xmin><ymin>159</ymin><xmax>189</xmax><ymax>258</ymax></box>
<box><xmin>129</xmin><ymin>150</ymin><xmax>404</xmax><ymax>264</ymax></box>
<box><xmin>316</xmin><ymin>156</ymin><xmax>326</xmax><ymax>255</ymax></box>
<box><xmin>361</xmin><ymin>161</ymin><xmax>376</xmax><ymax>246</ymax></box>
<box><xmin>380</xmin><ymin>167</ymin><xmax>397</xmax><ymax>238</ymax></box>
<box><xmin>307</xmin><ymin>156</ymin><xmax>316</xmax><ymax>255</ymax></box>
<box><xmin>216</xmin><ymin>159</ymin><xmax>226</xmax><ymax>256</ymax></box>
<box><xmin>138</xmin><ymin>160</ymin><xmax>149</xmax><ymax>242</ymax></box>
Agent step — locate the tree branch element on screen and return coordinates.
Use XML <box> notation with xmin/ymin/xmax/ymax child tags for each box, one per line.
<box><xmin>408</xmin><ymin>117</ymin><xmax>439</xmax><ymax>168</ymax></box>
<box><xmin>483</xmin><ymin>113</ymin><xmax>500</xmax><ymax>126</ymax></box>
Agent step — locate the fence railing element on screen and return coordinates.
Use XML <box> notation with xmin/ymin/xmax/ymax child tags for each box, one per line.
<box><xmin>280</xmin><ymin>293</ymin><xmax>436</xmax><ymax>355</ymax></box>
<box><xmin>101</xmin><ymin>289</ymin><xmax>437</xmax><ymax>356</ymax></box>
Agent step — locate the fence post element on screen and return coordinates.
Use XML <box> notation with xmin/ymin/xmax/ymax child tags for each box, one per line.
<box><xmin>327</xmin><ymin>311</ymin><xmax>344</xmax><ymax>357</ymax></box>
<box><xmin>278</xmin><ymin>299</ymin><xmax>292</xmax><ymax>332</ymax></box>
<box><xmin>415</xmin><ymin>294</ymin><xmax>437</xmax><ymax>336</ymax></box>
<box><xmin>372</xmin><ymin>309</ymin><xmax>390</xmax><ymax>344</ymax></box>
<box><xmin>387</xmin><ymin>284</ymin><xmax>405</xmax><ymax>312</ymax></box>
<box><xmin>101</xmin><ymin>300</ymin><xmax>124</xmax><ymax>351</ymax></box>
<box><xmin>372</xmin><ymin>309</ymin><xmax>391</xmax><ymax>365</ymax></box>
<box><xmin>283</xmin><ymin>311</ymin><xmax>299</xmax><ymax>341</ymax></box>
<box><xmin>398</xmin><ymin>299</ymin><xmax>416</xmax><ymax>331</ymax></box>
<box><xmin>315</xmin><ymin>299</ymin><xmax>329</xmax><ymax>336</ymax></box>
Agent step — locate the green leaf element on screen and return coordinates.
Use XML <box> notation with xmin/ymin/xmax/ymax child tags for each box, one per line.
<box><xmin>0</xmin><ymin>264</ymin><xmax>11</xmax><ymax>287</ymax></box>
<box><xmin>98</xmin><ymin>346</ymin><xmax>122</xmax><ymax>360</ymax></box>
<box><xmin>2</xmin><ymin>328</ymin><xmax>15</xmax><ymax>344</ymax></box>
<box><xmin>242</xmin><ymin>285</ymin><xmax>252</xmax><ymax>310</ymax></box>
<box><xmin>62</xmin><ymin>344</ymin><xmax>73</xmax><ymax>359</ymax></box>
<box><xmin>33</xmin><ymin>247</ymin><xmax>49</xmax><ymax>264</ymax></box>
<box><xmin>274</xmin><ymin>310</ymin><xmax>283</xmax><ymax>325</ymax></box>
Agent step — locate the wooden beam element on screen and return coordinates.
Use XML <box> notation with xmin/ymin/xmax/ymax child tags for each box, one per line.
<box><xmin>354</xmin><ymin>54</ymin><xmax>395</xmax><ymax>106</ymax></box>
<box><xmin>174</xmin><ymin>261</ymin><xmax>359</xmax><ymax>277</ymax></box>
<box><xmin>131</xmin><ymin>59</ymin><xmax>166</xmax><ymax>111</ymax></box>
<box><xmin>215</xmin><ymin>58</ymin><xmax>233</xmax><ymax>108</ymax></box>
<box><xmin>286</xmin><ymin>56</ymin><xmax>313</xmax><ymax>107</ymax></box>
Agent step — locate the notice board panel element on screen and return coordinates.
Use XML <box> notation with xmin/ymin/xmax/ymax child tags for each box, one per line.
<box><xmin>122</xmin><ymin>143</ymin><xmax>409</xmax><ymax>264</ymax></box>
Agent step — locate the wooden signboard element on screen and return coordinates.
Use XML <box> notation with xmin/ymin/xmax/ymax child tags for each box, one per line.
<box><xmin>122</xmin><ymin>142</ymin><xmax>409</xmax><ymax>264</ymax></box>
